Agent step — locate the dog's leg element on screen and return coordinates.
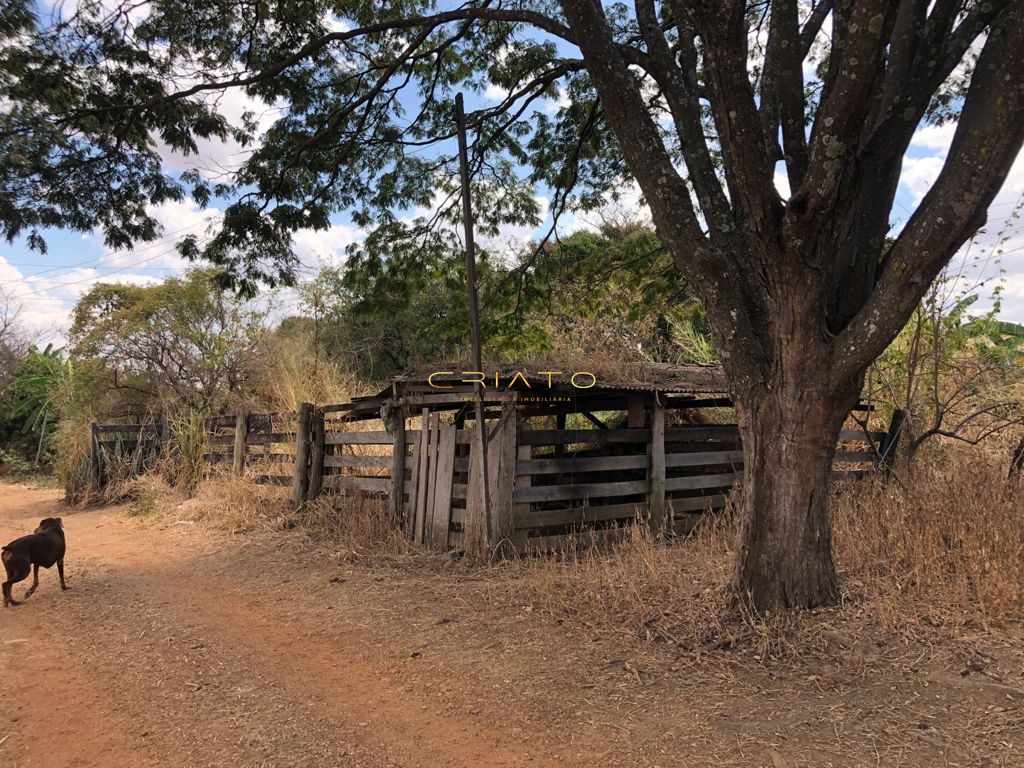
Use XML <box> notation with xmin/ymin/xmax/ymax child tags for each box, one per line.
<box><xmin>58</xmin><ymin>559</ymin><xmax>68</xmax><ymax>590</ymax></box>
<box><xmin>3</xmin><ymin>581</ymin><xmax>20</xmax><ymax>607</ymax></box>
<box><xmin>23</xmin><ymin>564</ymin><xmax>39</xmax><ymax>599</ymax></box>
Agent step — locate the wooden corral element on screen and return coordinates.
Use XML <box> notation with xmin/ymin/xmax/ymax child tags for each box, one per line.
<box><xmin>319</xmin><ymin>363</ymin><xmax>894</xmax><ymax>553</ymax></box>
<box><xmin>91</xmin><ymin>362</ymin><xmax>900</xmax><ymax>553</ymax></box>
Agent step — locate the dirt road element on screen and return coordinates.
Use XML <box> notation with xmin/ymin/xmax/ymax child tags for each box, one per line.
<box><xmin>0</xmin><ymin>484</ymin><xmax>577</xmax><ymax>768</ymax></box>
<box><xmin>2</xmin><ymin>483</ymin><xmax>1022</xmax><ymax>768</ymax></box>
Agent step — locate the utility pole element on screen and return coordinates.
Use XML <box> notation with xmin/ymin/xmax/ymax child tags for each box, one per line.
<box><xmin>455</xmin><ymin>92</ymin><xmax>492</xmax><ymax>547</ymax></box>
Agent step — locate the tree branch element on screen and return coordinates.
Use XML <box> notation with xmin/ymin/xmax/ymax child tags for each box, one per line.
<box><xmin>838</xmin><ymin>4</ymin><xmax>1024</xmax><ymax>380</ymax></box>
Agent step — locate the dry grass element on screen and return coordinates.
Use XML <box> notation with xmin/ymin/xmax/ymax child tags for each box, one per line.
<box><xmin>173</xmin><ymin>472</ymin><xmax>294</xmax><ymax>532</ymax></box>
<box><xmin>167</xmin><ymin>473</ymin><xmax>414</xmax><ymax>559</ymax></box>
<box><xmin>492</xmin><ymin>442</ymin><xmax>1024</xmax><ymax>664</ymax></box>
<box><xmin>834</xmin><ymin>446</ymin><xmax>1024</xmax><ymax>630</ymax></box>
<box><xmin>253</xmin><ymin>334</ymin><xmax>369</xmax><ymax>411</ymax></box>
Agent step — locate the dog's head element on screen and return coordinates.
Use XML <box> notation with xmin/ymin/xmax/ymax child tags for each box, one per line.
<box><xmin>34</xmin><ymin>517</ymin><xmax>63</xmax><ymax>534</ymax></box>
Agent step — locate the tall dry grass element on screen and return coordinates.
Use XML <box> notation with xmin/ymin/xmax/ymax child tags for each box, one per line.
<box><xmin>252</xmin><ymin>334</ymin><xmax>367</xmax><ymax>411</ymax></box>
<box><xmin>52</xmin><ymin>415</ymin><xmax>94</xmax><ymax>503</ymax></box>
<box><xmin>834</xmin><ymin>448</ymin><xmax>1024</xmax><ymax>627</ymax></box>
<box><xmin>174</xmin><ymin>474</ymin><xmax>413</xmax><ymax>557</ymax></box>
<box><xmin>497</xmin><ymin>442</ymin><xmax>1024</xmax><ymax>657</ymax></box>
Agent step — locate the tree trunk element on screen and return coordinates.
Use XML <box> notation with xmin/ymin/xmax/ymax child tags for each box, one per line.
<box><xmin>730</xmin><ymin>304</ymin><xmax>863</xmax><ymax>611</ymax></box>
<box><xmin>733</xmin><ymin>375</ymin><xmax>857</xmax><ymax>610</ymax></box>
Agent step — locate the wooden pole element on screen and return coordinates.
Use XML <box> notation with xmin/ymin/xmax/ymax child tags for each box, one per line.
<box><xmin>308</xmin><ymin>406</ymin><xmax>326</xmax><ymax>500</ymax></box>
<box><xmin>292</xmin><ymin>402</ymin><xmax>312</xmax><ymax>510</ymax></box>
<box><xmin>455</xmin><ymin>92</ymin><xmax>493</xmax><ymax>549</ymax></box>
<box><xmin>232</xmin><ymin>406</ymin><xmax>249</xmax><ymax>476</ymax></box>
<box><xmin>649</xmin><ymin>395</ymin><xmax>667</xmax><ymax>536</ymax></box>
<box><xmin>90</xmin><ymin>422</ymin><xmax>101</xmax><ymax>489</ymax></box>
<box><xmin>390</xmin><ymin>404</ymin><xmax>407</xmax><ymax>523</ymax></box>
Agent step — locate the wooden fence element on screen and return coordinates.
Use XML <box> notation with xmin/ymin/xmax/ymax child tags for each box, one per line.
<box><xmin>91</xmin><ymin>403</ymin><xmax>896</xmax><ymax>552</ymax></box>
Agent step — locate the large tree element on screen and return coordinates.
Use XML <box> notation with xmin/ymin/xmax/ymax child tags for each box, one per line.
<box><xmin>3</xmin><ymin>0</ymin><xmax>1024</xmax><ymax>609</ymax></box>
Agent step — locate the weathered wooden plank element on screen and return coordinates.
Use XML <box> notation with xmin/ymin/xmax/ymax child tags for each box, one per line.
<box><xmin>490</xmin><ymin>404</ymin><xmax>519</xmax><ymax>552</ymax></box>
<box><xmin>250</xmin><ymin>453</ymin><xmax>294</xmax><ymax>464</ymax></box>
<box><xmin>390</xmin><ymin>404</ymin><xmax>406</xmax><ymax>522</ymax></box>
<box><xmin>428</xmin><ymin>426</ymin><xmax>456</xmax><ymax>548</ymax></box>
<box><xmin>667</xmin><ymin>494</ymin><xmax>729</xmax><ymax>513</ymax></box>
<box><xmin>401</xmin><ymin>391</ymin><xmax>520</xmax><ymax>408</ymax></box>
<box><xmin>451</xmin><ymin>483</ymin><xmax>468</xmax><ymax>500</ymax></box>
<box><xmin>520</xmin><ymin>428</ymin><xmax>651</xmax><ymax>446</ymax></box>
<box><xmin>320</xmin><ymin>399</ymin><xmax>386</xmax><ymax>415</ymax></box>
<box><xmin>665</xmin><ymin>425</ymin><xmax>740</xmax><ymax>441</ymax></box>
<box><xmin>424</xmin><ymin>412</ymin><xmax>441</xmax><ymax>546</ymax></box>
<box><xmin>513</xmin><ymin>479</ymin><xmax>649</xmax><ymax>504</ymax></box>
<box><xmin>665</xmin><ymin>472</ymin><xmax>738</xmax><ymax>492</ymax></box>
<box><xmin>514</xmin><ymin>501</ymin><xmax>647</xmax><ymax>530</ymax></box>
<box><xmin>291</xmin><ymin>402</ymin><xmax>312</xmax><ymax>510</ymax></box>
<box><xmin>404</xmin><ymin>433</ymin><xmax>421</xmax><ymax>537</ymax></box>
<box><xmin>413</xmin><ymin>408</ymin><xmax>430</xmax><ymax>544</ymax></box>
<box><xmin>324</xmin><ymin>454</ymin><xmax>391</xmax><ymax>469</ymax></box>
<box><xmin>324</xmin><ymin>475</ymin><xmax>391</xmax><ymax>493</ymax></box>
<box><xmin>649</xmin><ymin>398</ymin><xmax>666</xmax><ymax>535</ymax></box>
<box><xmin>666</xmin><ymin>449</ymin><xmax>745</xmax><ymax>468</ymax></box>
<box><xmin>308</xmin><ymin>407</ymin><xmax>326</xmax><ymax>500</ymax></box>
<box><xmin>831</xmin><ymin>469</ymin><xmax>868</xmax><ymax>481</ymax></box>
<box><xmin>516</xmin><ymin>454</ymin><xmax>648</xmax><ymax>475</ymax></box>
<box><xmin>232</xmin><ymin>406</ymin><xmax>248</xmax><ymax>476</ymax></box>
<box><xmin>202</xmin><ymin>452</ymin><xmax>233</xmax><ymax>463</ymax></box>
<box><xmin>324</xmin><ymin>431</ymin><xmax>394</xmax><ymax>445</ymax></box>
<box><xmin>511</xmin><ymin>443</ymin><xmax>532</xmax><ymax>550</ymax></box>
<box><xmin>244</xmin><ymin>432</ymin><xmax>296</xmax><ymax>445</ymax></box>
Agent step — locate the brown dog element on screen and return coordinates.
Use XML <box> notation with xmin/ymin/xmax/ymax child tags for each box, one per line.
<box><xmin>2</xmin><ymin>517</ymin><xmax>68</xmax><ymax>607</ymax></box>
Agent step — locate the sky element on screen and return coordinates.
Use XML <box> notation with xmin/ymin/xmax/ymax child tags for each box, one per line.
<box><xmin>3</xmin><ymin>12</ymin><xmax>1024</xmax><ymax>348</ymax></box>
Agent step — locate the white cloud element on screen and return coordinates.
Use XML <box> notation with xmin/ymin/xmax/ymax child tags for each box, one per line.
<box><xmin>291</xmin><ymin>223</ymin><xmax>363</xmax><ymax>276</ymax></box>
<box><xmin>484</xmin><ymin>83</ymin><xmax>510</xmax><ymax>102</ymax></box>
<box><xmin>899</xmin><ymin>155</ymin><xmax>946</xmax><ymax>204</ymax></box>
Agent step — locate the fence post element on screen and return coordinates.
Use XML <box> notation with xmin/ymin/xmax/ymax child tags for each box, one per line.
<box><xmin>881</xmin><ymin>409</ymin><xmax>908</xmax><ymax>472</ymax></box>
<box><xmin>89</xmin><ymin>422</ymin><xmax>102</xmax><ymax>489</ymax></box>
<box><xmin>390</xmin><ymin>405</ymin><xmax>406</xmax><ymax>522</ymax></box>
<box><xmin>232</xmin><ymin>406</ymin><xmax>249</xmax><ymax>476</ymax></box>
<box><xmin>291</xmin><ymin>402</ymin><xmax>313</xmax><ymax>510</ymax></box>
<box><xmin>308</xmin><ymin>406</ymin><xmax>326</xmax><ymax>501</ymax></box>
<box><xmin>648</xmin><ymin>395</ymin><xmax>667</xmax><ymax>536</ymax></box>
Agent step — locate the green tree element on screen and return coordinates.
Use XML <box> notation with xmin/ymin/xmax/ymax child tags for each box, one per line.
<box><xmin>69</xmin><ymin>270</ymin><xmax>268</xmax><ymax>413</ymax></box>
<box><xmin>0</xmin><ymin>344</ymin><xmax>70</xmax><ymax>464</ymax></box>
<box><xmin>5</xmin><ymin>1</ymin><xmax>1024</xmax><ymax>608</ymax></box>
<box><xmin>871</xmin><ymin>282</ymin><xmax>1024</xmax><ymax>463</ymax></box>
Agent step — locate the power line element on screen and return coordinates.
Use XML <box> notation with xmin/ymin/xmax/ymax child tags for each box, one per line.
<box><xmin>4</xmin><ymin>217</ymin><xmax>216</xmax><ymax>280</ymax></box>
<box><xmin>3</xmin><ymin>240</ymin><xmax>202</xmax><ymax>303</ymax></box>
